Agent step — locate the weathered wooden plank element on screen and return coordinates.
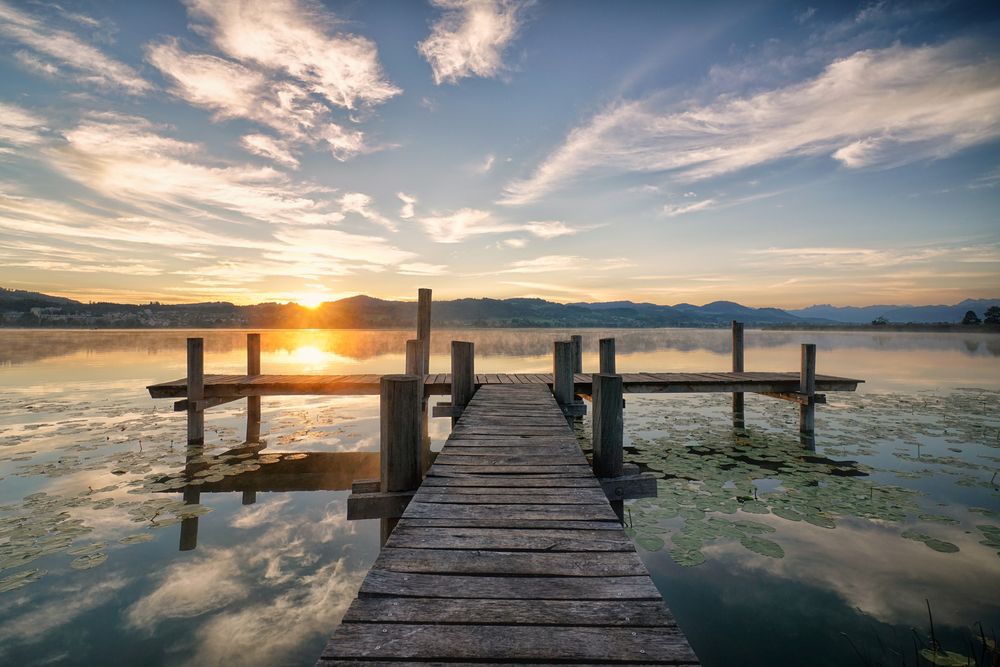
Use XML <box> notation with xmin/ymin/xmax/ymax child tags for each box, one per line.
<box><xmin>420</xmin><ymin>475</ymin><xmax>601</xmax><ymax>488</ymax></box>
<box><xmin>358</xmin><ymin>571</ymin><xmax>664</xmax><ymax>600</ymax></box>
<box><xmin>433</xmin><ymin>454</ymin><xmax>587</xmax><ymax>466</ymax></box>
<box><xmin>320</xmin><ymin>623</ymin><xmax>698</xmax><ymax>663</ymax></box>
<box><xmin>429</xmin><ymin>464</ymin><xmax>596</xmax><ymax>476</ymax></box>
<box><xmin>384</xmin><ymin>526</ymin><xmax>635</xmax><ymax>551</ymax></box>
<box><xmin>342</xmin><ymin>597</ymin><xmax>675</xmax><ymax>626</ymax></box>
<box><xmin>403</xmin><ymin>502</ymin><xmax>619</xmax><ymax>521</ymax></box>
<box><xmin>413</xmin><ymin>490</ymin><xmax>607</xmax><ymax>505</ymax></box>
<box><xmin>375</xmin><ymin>548</ymin><xmax>648</xmax><ymax>577</ymax></box>
<box><xmin>400</xmin><ymin>517</ymin><xmax>625</xmax><ymax>530</ymax></box>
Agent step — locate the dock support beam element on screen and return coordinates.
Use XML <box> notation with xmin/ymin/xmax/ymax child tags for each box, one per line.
<box><xmin>599</xmin><ymin>337</ymin><xmax>616</xmax><ymax>374</ymax></box>
<box><xmin>450</xmin><ymin>341</ymin><xmax>474</xmax><ymax>426</ymax></box>
<box><xmin>417</xmin><ymin>288</ymin><xmax>432</xmax><ymax>376</ymax></box>
<box><xmin>379</xmin><ymin>375</ymin><xmax>422</xmax><ymax>545</ymax></box>
<box><xmin>732</xmin><ymin>321</ymin><xmax>745</xmax><ymax>429</ymax></box>
<box><xmin>799</xmin><ymin>343</ymin><xmax>816</xmax><ymax>432</ymax></box>
<box><xmin>246</xmin><ymin>333</ymin><xmax>261</xmax><ymax>443</ymax></box>
<box><xmin>186</xmin><ymin>338</ymin><xmax>204</xmax><ymax>447</ymax></box>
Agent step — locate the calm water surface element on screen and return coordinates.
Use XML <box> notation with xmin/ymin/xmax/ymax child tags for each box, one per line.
<box><xmin>1</xmin><ymin>329</ymin><xmax>998</xmax><ymax>666</ymax></box>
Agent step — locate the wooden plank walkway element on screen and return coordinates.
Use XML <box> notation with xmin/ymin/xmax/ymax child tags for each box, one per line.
<box><xmin>149</xmin><ymin>370</ymin><xmax>861</xmax><ymax>399</ymax></box>
<box><xmin>317</xmin><ymin>383</ymin><xmax>699</xmax><ymax>665</ymax></box>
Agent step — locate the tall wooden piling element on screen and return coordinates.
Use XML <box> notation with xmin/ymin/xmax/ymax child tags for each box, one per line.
<box><xmin>732</xmin><ymin>321</ymin><xmax>745</xmax><ymax>428</ymax></box>
<box><xmin>246</xmin><ymin>333</ymin><xmax>261</xmax><ymax>443</ymax></box>
<box><xmin>450</xmin><ymin>341</ymin><xmax>474</xmax><ymax>426</ymax></box>
<box><xmin>553</xmin><ymin>341</ymin><xmax>574</xmax><ymax>411</ymax></box>
<box><xmin>417</xmin><ymin>288</ymin><xmax>432</xmax><ymax>376</ymax></box>
<box><xmin>186</xmin><ymin>338</ymin><xmax>204</xmax><ymax>447</ymax></box>
<box><xmin>379</xmin><ymin>374</ymin><xmax>421</xmax><ymax>544</ymax></box>
<box><xmin>800</xmin><ymin>343</ymin><xmax>816</xmax><ymax>434</ymax></box>
<box><xmin>599</xmin><ymin>337</ymin><xmax>616</xmax><ymax>374</ymax></box>
<box><xmin>592</xmin><ymin>373</ymin><xmax>624</xmax><ymax>478</ymax></box>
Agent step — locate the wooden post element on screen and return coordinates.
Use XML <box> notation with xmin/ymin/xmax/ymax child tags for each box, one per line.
<box><xmin>246</xmin><ymin>333</ymin><xmax>261</xmax><ymax>443</ymax></box>
<box><xmin>241</xmin><ymin>490</ymin><xmax>257</xmax><ymax>505</ymax></box>
<box><xmin>800</xmin><ymin>343</ymin><xmax>816</xmax><ymax>434</ymax></box>
<box><xmin>732</xmin><ymin>321</ymin><xmax>745</xmax><ymax>428</ymax></box>
<box><xmin>553</xmin><ymin>341</ymin><xmax>574</xmax><ymax>410</ymax></box>
<box><xmin>186</xmin><ymin>338</ymin><xmax>204</xmax><ymax>447</ymax></box>
<box><xmin>405</xmin><ymin>338</ymin><xmax>422</xmax><ymax>376</ymax></box>
<box><xmin>570</xmin><ymin>334</ymin><xmax>583</xmax><ymax>406</ymax></box>
<box><xmin>379</xmin><ymin>374</ymin><xmax>421</xmax><ymax>544</ymax></box>
<box><xmin>417</xmin><ymin>288</ymin><xmax>432</xmax><ymax>376</ymax></box>
<box><xmin>592</xmin><ymin>373</ymin><xmax>624</xmax><ymax>478</ymax></box>
<box><xmin>450</xmin><ymin>341</ymin><xmax>474</xmax><ymax>426</ymax></box>
<box><xmin>405</xmin><ymin>338</ymin><xmax>430</xmax><ymax>473</ymax></box>
<box><xmin>599</xmin><ymin>337</ymin><xmax>616</xmax><ymax>374</ymax></box>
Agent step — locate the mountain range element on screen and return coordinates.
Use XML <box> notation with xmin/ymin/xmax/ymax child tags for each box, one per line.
<box><xmin>1</xmin><ymin>288</ymin><xmax>998</xmax><ymax>328</ymax></box>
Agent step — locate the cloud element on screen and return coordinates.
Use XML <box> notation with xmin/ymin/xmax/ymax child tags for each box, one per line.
<box><xmin>0</xmin><ymin>102</ymin><xmax>46</xmax><ymax>149</ymax></box>
<box><xmin>418</xmin><ymin>0</ymin><xmax>529</xmax><ymax>85</ymax></box>
<box><xmin>0</xmin><ymin>1</ymin><xmax>150</xmax><ymax>93</ymax></box>
<box><xmin>397</xmin><ymin>192</ymin><xmax>417</xmax><ymax>219</ymax></box>
<box><xmin>398</xmin><ymin>262</ymin><xmax>448</xmax><ymax>276</ymax></box>
<box><xmin>241</xmin><ymin>134</ymin><xmax>299</xmax><ymax>168</ymax></box>
<box><xmin>502</xmin><ymin>237</ymin><xmax>527</xmax><ymax>248</ymax></box>
<box><xmin>500</xmin><ymin>254</ymin><xmax>627</xmax><ymax>274</ymax></box>
<box><xmin>147</xmin><ymin>38</ymin><xmax>371</xmax><ymax>162</ymax></box>
<box><xmin>502</xmin><ymin>40</ymin><xmax>1000</xmax><ymax>204</ymax></box>
<box><xmin>474</xmin><ymin>153</ymin><xmax>496</xmax><ymax>173</ymax></box>
<box><xmin>339</xmin><ymin>192</ymin><xmax>395</xmax><ymax>231</ymax></box>
<box><xmin>418</xmin><ymin>207</ymin><xmax>512</xmax><ymax>243</ymax></box>
<box><xmin>663</xmin><ymin>198</ymin><xmax>716</xmax><ymax>217</ymax></box>
<box><xmin>184</xmin><ymin>0</ymin><xmax>400</xmax><ymax>109</ymax></box>
<box><xmin>521</xmin><ymin>220</ymin><xmax>576</xmax><ymax>239</ymax></box>
<box><xmin>417</xmin><ymin>209</ymin><xmax>578</xmax><ymax>243</ymax></box>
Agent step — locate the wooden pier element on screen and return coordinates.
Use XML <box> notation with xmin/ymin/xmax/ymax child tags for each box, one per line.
<box><xmin>143</xmin><ymin>288</ymin><xmax>865</xmax><ymax>663</ymax></box>
<box><xmin>319</xmin><ymin>382</ymin><xmax>698</xmax><ymax>665</ymax></box>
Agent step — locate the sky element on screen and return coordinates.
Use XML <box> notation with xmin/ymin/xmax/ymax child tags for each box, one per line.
<box><xmin>0</xmin><ymin>0</ymin><xmax>998</xmax><ymax>308</ymax></box>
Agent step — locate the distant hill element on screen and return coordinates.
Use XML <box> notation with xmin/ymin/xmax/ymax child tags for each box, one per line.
<box><xmin>788</xmin><ymin>298</ymin><xmax>1000</xmax><ymax>324</ymax></box>
<box><xmin>1</xmin><ymin>288</ymin><xmax>997</xmax><ymax>329</ymax></box>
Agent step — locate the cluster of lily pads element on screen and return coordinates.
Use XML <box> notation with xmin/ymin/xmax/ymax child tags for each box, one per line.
<box><xmin>589</xmin><ymin>388</ymin><xmax>1000</xmax><ymax>568</ymax></box>
<box><xmin>0</xmin><ymin>389</ymin><xmax>369</xmax><ymax>596</ymax></box>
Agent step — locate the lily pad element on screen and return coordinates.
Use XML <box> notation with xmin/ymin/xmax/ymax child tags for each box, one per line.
<box><xmin>740</xmin><ymin>536</ymin><xmax>785</xmax><ymax>559</ymax></box>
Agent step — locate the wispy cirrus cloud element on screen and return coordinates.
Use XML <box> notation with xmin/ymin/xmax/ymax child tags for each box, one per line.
<box><xmin>500</xmin><ymin>254</ymin><xmax>627</xmax><ymax>274</ymax></box>
<box><xmin>147</xmin><ymin>34</ymin><xmax>371</xmax><ymax>163</ymax></box>
<box><xmin>502</xmin><ymin>39</ymin><xmax>1000</xmax><ymax>204</ymax></box>
<box><xmin>185</xmin><ymin>0</ymin><xmax>400</xmax><ymax>109</ymax></box>
<box><xmin>0</xmin><ymin>102</ymin><xmax>46</xmax><ymax>151</ymax></box>
<box><xmin>0</xmin><ymin>1</ymin><xmax>150</xmax><ymax>93</ymax></box>
<box><xmin>241</xmin><ymin>134</ymin><xmax>299</xmax><ymax>169</ymax></box>
<box><xmin>418</xmin><ymin>0</ymin><xmax>529</xmax><ymax>85</ymax></box>
<box><xmin>418</xmin><ymin>208</ymin><xmax>579</xmax><ymax>243</ymax></box>
<box><xmin>663</xmin><ymin>199</ymin><xmax>716</xmax><ymax>218</ymax></box>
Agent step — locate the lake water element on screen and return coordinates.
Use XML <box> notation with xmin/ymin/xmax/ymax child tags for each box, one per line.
<box><xmin>1</xmin><ymin>328</ymin><xmax>998</xmax><ymax>666</ymax></box>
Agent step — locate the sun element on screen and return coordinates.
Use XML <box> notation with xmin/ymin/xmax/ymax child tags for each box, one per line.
<box><xmin>296</xmin><ymin>293</ymin><xmax>327</xmax><ymax>309</ymax></box>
